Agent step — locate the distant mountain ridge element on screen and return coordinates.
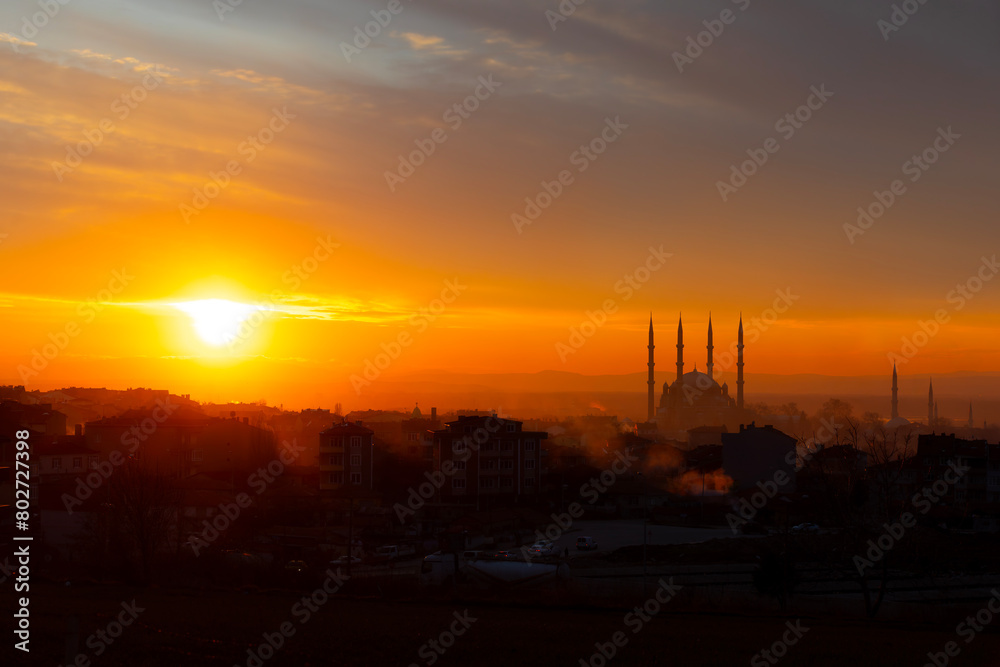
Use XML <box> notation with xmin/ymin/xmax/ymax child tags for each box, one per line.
<box><xmin>386</xmin><ymin>369</ymin><xmax>1000</xmax><ymax>398</ymax></box>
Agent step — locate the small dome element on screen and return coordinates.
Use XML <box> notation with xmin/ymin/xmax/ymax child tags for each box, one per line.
<box><xmin>412</xmin><ymin>404</ymin><xmax>422</xmax><ymax>418</ymax></box>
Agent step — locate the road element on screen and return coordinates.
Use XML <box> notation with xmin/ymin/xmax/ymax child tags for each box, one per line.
<box><xmin>524</xmin><ymin>519</ymin><xmax>733</xmax><ymax>558</ymax></box>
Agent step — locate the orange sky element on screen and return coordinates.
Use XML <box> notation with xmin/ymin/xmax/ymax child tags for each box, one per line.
<box><xmin>0</xmin><ymin>1</ymin><xmax>997</xmax><ymax>409</ymax></box>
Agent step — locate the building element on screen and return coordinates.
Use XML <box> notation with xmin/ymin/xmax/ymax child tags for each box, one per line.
<box><xmin>989</xmin><ymin>444</ymin><xmax>1000</xmax><ymax>505</ymax></box>
<box><xmin>400</xmin><ymin>405</ymin><xmax>441</xmax><ymax>465</ymax></box>
<box><xmin>0</xmin><ymin>400</ymin><xmax>67</xmax><ymax>436</ymax></box>
<box><xmin>432</xmin><ymin>415</ymin><xmax>547</xmax><ymax>506</ymax></box>
<box><xmin>651</xmin><ymin>315</ymin><xmax>753</xmax><ymax>432</ymax></box>
<box><xmin>688</xmin><ymin>425</ymin><xmax>728</xmax><ymax>448</ymax></box>
<box><xmin>0</xmin><ymin>402</ymin><xmax>70</xmax><ymax>523</ymax></box>
<box><xmin>319</xmin><ymin>421</ymin><xmax>375</xmax><ymax>491</ymax></box>
<box><xmin>721</xmin><ymin>423</ymin><xmax>797</xmax><ymax>493</ymax></box>
<box><xmin>84</xmin><ymin>406</ymin><xmax>278</xmax><ymax>480</ymax></box>
<box><xmin>34</xmin><ymin>431</ymin><xmax>97</xmax><ymax>477</ymax></box>
<box><xmin>916</xmin><ymin>433</ymin><xmax>991</xmax><ymax>511</ymax></box>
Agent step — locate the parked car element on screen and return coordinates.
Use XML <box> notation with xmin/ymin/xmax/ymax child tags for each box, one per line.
<box><xmin>284</xmin><ymin>559</ymin><xmax>308</xmax><ymax>572</ymax></box>
<box><xmin>462</xmin><ymin>550</ymin><xmax>484</xmax><ymax>561</ymax></box>
<box><xmin>528</xmin><ymin>541</ymin><xmax>557</xmax><ymax>556</ymax></box>
<box><xmin>576</xmin><ymin>536</ymin><xmax>598</xmax><ymax>551</ymax></box>
<box><xmin>372</xmin><ymin>545</ymin><xmax>416</xmax><ymax>562</ymax></box>
<box><xmin>494</xmin><ymin>550</ymin><xmax>518</xmax><ymax>560</ymax></box>
<box><xmin>330</xmin><ymin>556</ymin><xmax>362</xmax><ymax>566</ymax></box>
<box><xmin>791</xmin><ymin>522</ymin><xmax>820</xmax><ymax>534</ymax></box>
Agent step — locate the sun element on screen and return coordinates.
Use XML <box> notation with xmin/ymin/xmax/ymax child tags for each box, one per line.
<box><xmin>171</xmin><ymin>299</ymin><xmax>264</xmax><ymax>346</ymax></box>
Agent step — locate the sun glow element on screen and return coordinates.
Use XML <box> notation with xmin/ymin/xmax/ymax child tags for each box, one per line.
<box><xmin>171</xmin><ymin>299</ymin><xmax>264</xmax><ymax>346</ymax></box>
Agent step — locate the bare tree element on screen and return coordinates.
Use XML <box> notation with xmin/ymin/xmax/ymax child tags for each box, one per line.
<box><xmin>106</xmin><ymin>456</ymin><xmax>177</xmax><ymax>584</ymax></box>
<box><xmin>832</xmin><ymin>421</ymin><xmax>915</xmax><ymax>617</ymax></box>
<box><xmin>815</xmin><ymin>398</ymin><xmax>854</xmax><ymax>426</ymax></box>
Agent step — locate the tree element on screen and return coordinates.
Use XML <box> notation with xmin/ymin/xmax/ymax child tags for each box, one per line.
<box><xmin>816</xmin><ymin>420</ymin><xmax>915</xmax><ymax>618</ymax></box>
<box><xmin>777</xmin><ymin>402</ymin><xmax>806</xmax><ymax>418</ymax></box>
<box><xmin>816</xmin><ymin>398</ymin><xmax>853</xmax><ymax>425</ymax></box>
<box><xmin>106</xmin><ymin>456</ymin><xmax>177</xmax><ymax>584</ymax></box>
<box><xmin>861</xmin><ymin>411</ymin><xmax>882</xmax><ymax>430</ymax></box>
<box><xmin>746</xmin><ymin>402</ymin><xmax>774</xmax><ymax>416</ymax></box>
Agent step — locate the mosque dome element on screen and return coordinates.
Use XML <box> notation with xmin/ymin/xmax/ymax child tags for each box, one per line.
<box><xmin>672</xmin><ymin>368</ymin><xmax>720</xmax><ymax>392</ymax></box>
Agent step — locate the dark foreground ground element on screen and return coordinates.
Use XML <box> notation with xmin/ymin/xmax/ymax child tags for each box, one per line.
<box><xmin>8</xmin><ymin>582</ymin><xmax>1000</xmax><ymax>667</ymax></box>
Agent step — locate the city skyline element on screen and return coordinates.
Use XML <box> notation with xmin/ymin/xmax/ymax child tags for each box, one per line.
<box><xmin>2</xmin><ymin>2</ymin><xmax>1000</xmax><ymax>664</ymax></box>
<box><xmin>1</xmin><ymin>1</ymin><xmax>999</xmax><ymax>409</ymax></box>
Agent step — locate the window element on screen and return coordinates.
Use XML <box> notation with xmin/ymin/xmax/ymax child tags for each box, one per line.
<box><xmin>525</xmin><ymin>440</ymin><xmax>536</xmax><ymax>451</ymax></box>
<box><xmin>330</xmin><ymin>454</ymin><xmax>344</xmax><ymax>466</ymax></box>
<box><xmin>524</xmin><ymin>477</ymin><xmax>534</xmax><ymax>486</ymax></box>
<box><xmin>350</xmin><ymin>436</ymin><xmax>362</xmax><ymax>447</ymax></box>
<box><xmin>453</xmin><ymin>441</ymin><xmax>467</xmax><ymax>454</ymax></box>
<box><xmin>483</xmin><ymin>441</ymin><xmax>495</xmax><ymax>452</ymax></box>
<box><xmin>501</xmin><ymin>441</ymin><xmax>513</xmax><ymax>452</ymax></box>
<box><xmin>525</xmin><ymin>460</ymin><xmax>536</xmax><ymax>469</ymax></box>
<box><xmin>506</xmin><ymin>423</ymin><xmax>516</xmax><ymax>432</ymax></box>
<box><xmin>88</xmin><ymin>456</ymin><xmax>98</xmax><ymax>468</ymax></box>
<box><xmin>454</xmin><ymin>460</ymin><xmax>466</xmax><ymax>470</ymax></box>
<box><xmin>481</xmin><ymin>478</ymin><xmax>496</xmax><ymax>489</ymax></box>
<box><xmin>51</xmin><ymin>457</ymin><xmax>61</xmax><ymax>470</ymax></box>
<box><xmin>72</xmin><ymin>457</ymin><xmax>82</xmax><ymax>469</ymax></box>
<box><xmin>191</xmin><ymin>449</ymin><xmax>203</xmax><ymax>462</ymax></box>
<box><xmin>407</xmin><ymin>432</ymin><xmax>419</xmax><ymax>441</ymax></box>
<box><xmin>484</xmin><ymin>460</ymin><xmax>496</xmax><ymax>470</ymax></box>
<box><xmin>500</xmin><ymin>460</ymin><xmax>513</xmax><ymax>471</ymax></box>
<box><xmin>330</xmin><ymin>472</ymin><xmax>343</xmax><ymax>484</ymax></box>
<box><xmin>351</xmin><ymin>455</ymin><xmax>362</xmax><ymax>466</ymax></box>
<box><xmin>500</xmin><ymin>477</ymin><xmax>513</xmax><ymax>488</ymax></box>
<box><xmin>350</xmin><ymin>472</ymin><xmax>362</xmax><ymax>485</ymax></box>
<box><xmin>452</xmin><ymin>479</ymin><xmax>466</xmax><ymax>490</ymax></box>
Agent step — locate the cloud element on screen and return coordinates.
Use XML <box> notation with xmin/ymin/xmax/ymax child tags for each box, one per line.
<box><xmin>398</xmin><ymin>32</ymin><xmax>446</xmax><ymax>50</ymax></box>
<box><xmin>0</xmin><ymin>33</ymin><xmax>37</xmax><ymax>49</ymax></box>
<box><xmin>393</xmin><ymin>31</ymin><xmax>468</xmax><ymax>57</ymax></box>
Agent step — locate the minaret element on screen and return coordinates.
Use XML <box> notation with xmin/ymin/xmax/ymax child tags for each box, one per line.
<box><xmin>928</xmin><ymin>379</ymin><xmax>934</xmax><ymax>425</ymax></box>
<box><xmin>676</xmin><ymin>314</ymin><xmax>684</xmax><ymax>383</ymax></box>
<box><xmin>891</xmin><ymin>363</ymin><xmax>899</xmax><ymax>420</ymax></box>
<box><xmin>934</xmin><ymin>402</ymin><xmax>939</xmax><ymax>423</ymax></box>
<box><xmin>647</xmin><ymin>315</ymin><xmax>655</xmax><ymax>422</ymax></box>
<box><xmin>736</xmin><ymin>314</ymin><xmax>744</xmax><ymax>409</ymax></box>
<box><xmin>706</xmin><ymin>313</ymin><xmax>714</xmax><ymax>380</ymax></box>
